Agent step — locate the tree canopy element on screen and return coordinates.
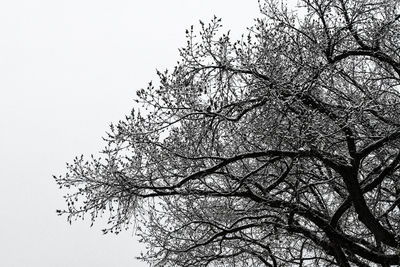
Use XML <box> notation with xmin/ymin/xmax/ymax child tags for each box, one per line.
<box><xmin>56</xmin><ymin>0</ymin><xmax>400</xmax><ymax>266</ymax></box>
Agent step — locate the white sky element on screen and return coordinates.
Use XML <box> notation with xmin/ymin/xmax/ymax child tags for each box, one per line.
<box><xmin>0</xmin><ymin>0</ymin><xmax>295</xmax><ymax>266</ymax></box>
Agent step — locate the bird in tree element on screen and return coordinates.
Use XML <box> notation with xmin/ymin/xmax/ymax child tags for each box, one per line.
<box><xmin>55</xmin><ymin>0</ymin><xmax>400</xmax><ymax>266</ymax></box>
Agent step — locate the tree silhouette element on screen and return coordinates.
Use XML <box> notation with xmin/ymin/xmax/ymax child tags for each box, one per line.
<box><xmin>56</xmin><ymin>0</ymin><xmax>400</xmax><ymax>266</ymax></box>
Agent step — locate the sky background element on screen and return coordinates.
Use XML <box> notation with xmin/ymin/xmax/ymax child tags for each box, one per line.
<box><xmin>0</xmin><ymin>0</ymin><xmax>295</xmax><ymax>266</ymax></box>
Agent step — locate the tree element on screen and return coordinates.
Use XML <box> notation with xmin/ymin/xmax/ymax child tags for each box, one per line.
<box><xmin>55</xmin><ymin>0</ymin><xmax>400</xmax><ymax>266</ymax></box>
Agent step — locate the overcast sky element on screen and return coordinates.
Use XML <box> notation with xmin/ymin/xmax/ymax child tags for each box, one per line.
<box><xmin>0</xmin><ymin>1</ymin><xmax>297</xmax><ymax>266</ymax></box>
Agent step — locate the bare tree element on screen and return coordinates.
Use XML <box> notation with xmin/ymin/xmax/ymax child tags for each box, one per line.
<box><xmin>55</xmin><ymin>0</ymin><xmax>400</xmax><ymax>266</ymax></box>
